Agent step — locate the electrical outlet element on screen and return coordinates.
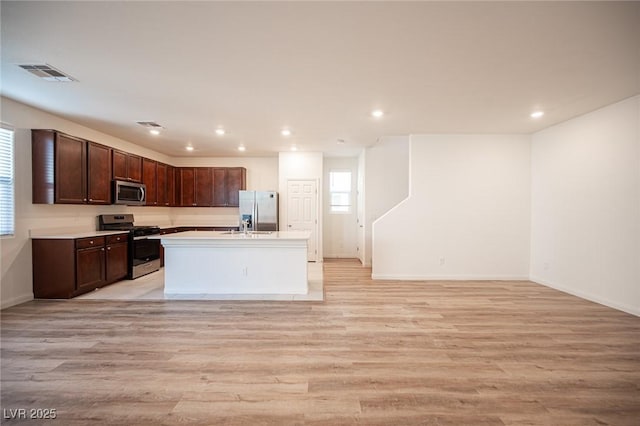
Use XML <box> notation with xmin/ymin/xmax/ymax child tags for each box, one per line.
<box><xmin>439</xmin><ymin>257</ymin><xmax>445</xmax><ymax>266</ymax></box>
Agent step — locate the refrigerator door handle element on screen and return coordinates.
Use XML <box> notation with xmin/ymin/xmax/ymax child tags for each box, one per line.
<box><xmin>254</xmin><ymin>201</ymin><xmax>258</xmax><ymax>231</ymax></box>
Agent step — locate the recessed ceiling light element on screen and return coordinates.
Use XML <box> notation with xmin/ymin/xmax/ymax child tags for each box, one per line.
<box><xmin>530</xmin><ymin>111</ymin><xmax>544</xmax><ymax>119</ymax></box>
<box><xmin>238</xmin><ymin>145</ymin><xmax>246</xmax><ymax>152</ymax></box>
<box><xmin>149</xmin><ymin>129</ymin><xmax>160</xmax><ymax>135</ymax></box>
<box><xmin>371</xmin><ymin>109</ymin><xmax>384</xmax><ymax>118</ymax></box>
<box><xmin>281</xmin><ymin>129</ymin><xmax>292</xmax><ymax>137</ymax></box>
<box><xmin>215</xmin><ymin>128</ymin><xmax>225</xmax><ymax>136</ymax></box>
<box><xmin>291</xmin><ymin>145</ymin><xmax>298</xmax><ymax>151</ymax></box>
<box><xmin>185</xmin><ymin>146</ymin><xmax>194</xmax><ymax>151</ymax></box>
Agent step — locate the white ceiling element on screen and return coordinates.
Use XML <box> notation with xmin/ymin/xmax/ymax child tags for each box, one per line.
<box><xmin>1</xmin><ymin>1</ymin><xmax>639</xmax><ymax>157</ymax></box>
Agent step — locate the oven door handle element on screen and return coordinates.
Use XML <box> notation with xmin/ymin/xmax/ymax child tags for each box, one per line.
<box><xmin>133</xmin><ymin>235</ymin><xmax>158</xmax><ymax>241</ymax></box>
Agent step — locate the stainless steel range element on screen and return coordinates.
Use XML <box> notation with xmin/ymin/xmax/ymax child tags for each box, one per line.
<box><xmin>98</xmin><ymin>214</ymin><xmax>161</xmax><ymax>279</ymax></box>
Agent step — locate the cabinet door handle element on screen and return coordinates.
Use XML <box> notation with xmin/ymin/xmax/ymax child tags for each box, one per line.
<box><xmin>89</xmin><ymin>198</ymin><xmax>93</xmax><ymax>201</ymax></box>
<box><xmin>107</xmin><ymin>247</ymin><xmax>111</xmax><ymax>251</ymax></box>
<box><xmin>101</xmin><ymin>248</ymin><xmax>105</xmax><ymax>251</ymax></box>
<box><xmin>90</xmin><ymin>241</ymin><xmax>94</xmax><ymax>244</ymax></box>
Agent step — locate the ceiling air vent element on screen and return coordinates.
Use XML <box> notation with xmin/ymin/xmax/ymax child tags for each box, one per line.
<box><xmin>17</xmin><ymin>64</ymin><xmax>76</xmax><ymax>82</ymax></box>
<box><xmin>136</xmin><ymin>121</ymin><xmax>164</xmax><ymax>129</ymax></box>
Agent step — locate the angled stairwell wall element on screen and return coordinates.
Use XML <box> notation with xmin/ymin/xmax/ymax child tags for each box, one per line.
<box><xmin>372</xmin><ymin>134</ymin><xmax>532</xmax><ymax>280</ymax></box>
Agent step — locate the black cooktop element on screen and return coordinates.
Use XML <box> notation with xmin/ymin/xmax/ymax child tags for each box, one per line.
<box><xmin>98</xmin><ymin>214</ymin><xmax>160</xmax><ymax>236</ymax></box>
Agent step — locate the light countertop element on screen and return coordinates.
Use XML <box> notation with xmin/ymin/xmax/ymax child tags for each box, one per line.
<box><xmin>152</xmin><ymin>230</ymin><xmax>310</xmax><ymax>241</ymax></box>
<box><xmin>30</xmin><ymin>230</ymin><xmax>130</xmax><ymax>239</ymax></box>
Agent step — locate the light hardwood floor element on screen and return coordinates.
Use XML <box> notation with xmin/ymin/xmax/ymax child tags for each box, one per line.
<box><xmin>1</xmin><ymin>259</ymin><xmax>639</xmax><ymax>425</ymax></box>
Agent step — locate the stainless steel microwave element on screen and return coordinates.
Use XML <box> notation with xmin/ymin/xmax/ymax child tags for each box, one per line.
<box><xmin>113</xmin><ymin>180</ymin><xmax>146</xmax><ymax>205</ymax></box>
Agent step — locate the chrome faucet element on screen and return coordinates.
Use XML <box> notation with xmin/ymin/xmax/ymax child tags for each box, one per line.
<box><xmin>241</xmin><ymin>219</ymin><xmax>249</xmax><ymax>234</ymax></box>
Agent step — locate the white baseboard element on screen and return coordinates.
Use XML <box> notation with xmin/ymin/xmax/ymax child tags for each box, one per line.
<box><xmin>530</xmin><ymin>275</ymin><xmax>639</xmax><ymax>317</ymax></box>
<box><xmin>371</xmin><ymin>274</ymin><xmax>529</xmax><ymax>281</ymax></box>
<box><xmin>1</xmin><ymin>293</ymin><xmax>34</xmax><ymax>310</ymax></box>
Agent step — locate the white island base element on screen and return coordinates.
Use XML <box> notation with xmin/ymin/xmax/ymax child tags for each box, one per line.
<box><xmin>158</xmin><ymin>231</ymin><xmax>310</xmax><ymax>295</ymax></box>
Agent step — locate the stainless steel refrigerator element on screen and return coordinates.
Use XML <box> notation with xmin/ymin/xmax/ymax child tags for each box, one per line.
<box><xmin>239</xmin><ymin>191</ymin><xmax>279</xmax><ymax>232</ymax></box>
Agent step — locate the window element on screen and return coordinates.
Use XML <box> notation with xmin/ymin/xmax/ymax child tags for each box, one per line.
<box><xmin>329</xmin><ymin>170</ymin><xmax>351</xmax><ymax>213</ymax></box>
<box><xmin>0</xmin><ymin>126</ymin><xmax>15</xmax><ymax>236</ymax></box>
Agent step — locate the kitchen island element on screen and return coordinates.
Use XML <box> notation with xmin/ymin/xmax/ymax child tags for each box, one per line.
<box><xmin>155</xmin><ymin>231</ymin><xmax>310</xmax><ymax>295</ymax></box>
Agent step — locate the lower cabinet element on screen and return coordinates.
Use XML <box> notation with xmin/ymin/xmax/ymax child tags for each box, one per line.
<box><xmin>33</xmin><ymin>234</ymin><xmax>129</xmax><ymax>299</ymax></box>
<box><xmin>106</xmin><ymin>239</ymin><xmax>128</xmax><ymax>282</ymax></box>
<box><xmin>76</xmin><ymin>244</ymin><xmax>106</xmax><ymax>292</ymax></box>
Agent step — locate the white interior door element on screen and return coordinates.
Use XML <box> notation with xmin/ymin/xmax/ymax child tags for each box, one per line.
<box><xmin>287</xmin><ymin>180</ymin><xmax>318</xmax><ymax>261</ymax></box>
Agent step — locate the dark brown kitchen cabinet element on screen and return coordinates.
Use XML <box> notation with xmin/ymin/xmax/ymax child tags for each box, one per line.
<box><xmin>112</xmin><ymin>150</ymin><xmax>142</xmax><ymax>183</ymax></box>
<box><xmin>177</xmin><ymin>167</ymin><xmax>196</xmax><ymax>206</ymax></box>
<box><xmin>55</xmin><ymin>133</ymin><xmax>86</xmax><ymax>203</ymax></box>
<box><xmin>32</xmin><ymin>130</ymin><xmax>85</xmax><ymax>203</ymax></box>
<box><xmin>177</xmin><ymin>167</ymin><xmax>213</xmax><ymax>206</ymax></box>
<box><xmin>105</xmin><ymin>235</ymin><xmax>128</xmax><ymax>282</ymax></box>
<box><xmin>213</xmin><ymin>167</ymin><xmax>246</xmax><ymax>207</ymax></box>
<box><xmin>175</xmin><ymin>167</ymin><xmax>244</xmax><ymax>207</ymax></box>
<box><xmin>195</xmin><ymin>167</ymin><xmax>213</xmax><ymax>206</ymax></box>
<box><xmin>32</xmin><ymin>233</ymin><xmax>129</xmax><ymax>299</ymax></box>
<box><xmin>75</xmin><ymin>236</ymin><xmax>107</xmax><ymax>292</ymax></box>
<box><xmin>157</xmin><ymin>162</ymin><xmax>167</xmax><ymax>206</ymax></box>
<box><xmin>87</xmin><ymin>142</ymin><xmax>112</xmax><ymax>204</ymax></box>
<box><xmin>166</xmin><ymin>165</ymin><xmax>175</xmax><ymax>206</ymax></box>
<box><xmin>142</xmin><ymin>158</ymin><xmax>158</xmax><ymax>205</ymax></box>
<box><xmin>32</xmin><ymin>130</ymin><xmax>111</xmax><ymax>205</ymax></box>
<box><xmin>155</xmin><ymin>162</ymin><xmax>175</xmax><ymax>207</ymax></box>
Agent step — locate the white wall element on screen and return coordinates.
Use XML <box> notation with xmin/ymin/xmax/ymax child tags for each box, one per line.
<box><xmin>372</xmin><ymin>134</ymin><xmax>531</xmax><ymax>280</ymax></box>
<box><xmin>278</xmin><ymin>152</ymin><xmax>323</xmax><ymax>260</ymax></box>
<box><xmin>323</xmin><ymin>157</ymin><xmax>358</xmax><ymax>258</ymax></box>
<box><xmin>363</xmin><ymin>136</ymin><xmax>410</xmax><ymax>266</ymax></box>
<box><xmin>530</xmin><ymin>96</ymin><xmax>640</xmax><ymax>316</ymax></box>
<box><xmin>0</xmin><ymin>97</ymin><xmax>279</xmax><ymax>308</ymax></box>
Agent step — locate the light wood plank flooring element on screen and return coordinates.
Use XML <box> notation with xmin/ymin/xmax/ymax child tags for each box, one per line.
<box><xmin>2</xmin><ymin>259</ymin><xmax>639</xmax><ymax>425</ymax></box>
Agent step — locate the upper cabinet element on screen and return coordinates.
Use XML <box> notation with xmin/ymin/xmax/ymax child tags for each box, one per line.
<box><xmin>195</xmin><ymin>167</ymin><xmax>213</xmax><ymax>207</ymax></box>
<box><xmin>112</xmin><ymin>150</ymin><xmax>142</xmax><ymax>183</ymax></box>
<box><xmin>32</xmin><ymin>130</ymin><xmax>111</xmax><ymax>205</ymax></box>
<box><xmin>213</xmin><ymin>167</ymin><xmax>246</xmax><ymax>207</ymax></box>
<box><xmin>176</xmin><ymin>167</ymin><xmax>194</xmax><ymax>206</ymax></box>
<box><xmin>177</xmin><ymin>167</ymin><xmax>212</xmax><ymax>207</ymax></box>
<box><xmin>32</xmin><ymin>129</ymin><xmax>246</xmax><ymax>208</ymax></box>
<box><xmin>87</xmin><ymin>142</ymin><xmax>112</xmax><ymax>204</ymax></box>
<box><xmin>176</xmin><ymin>167</ymin><xmax>245</xmax><ymax>207</ymax></box>
<box><xmin>155</xmin><ymin>162</ymin><xmax>175</xmax><ymax>207</ymax></box>
<box><xmin>142</xmin><ymin>158</ymin><xmax>158</xmax><ymax>206</ymax></box>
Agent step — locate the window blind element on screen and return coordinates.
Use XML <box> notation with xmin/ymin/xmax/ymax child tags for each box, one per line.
<box><xmin>0</xmin><ymin>127</ymin><xmax>15</xmax><ymax>236</ymax></box>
